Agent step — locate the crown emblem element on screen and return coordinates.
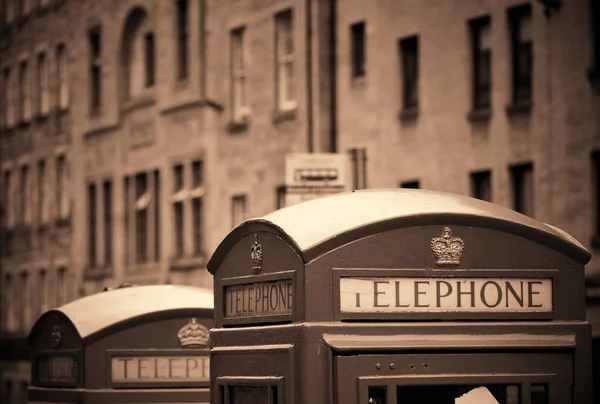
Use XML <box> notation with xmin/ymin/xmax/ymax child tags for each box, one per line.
<box><xmin>177</xmin><ymin>318</ymin><xmax>209</xmax><ymax>348</ymax></box>
<box><xmin>430</xmin><ymin>227</ymin><xmax>465</xmax><ymax>267</ymax></box>
<box><xmin>250</xmin><ymin>234</ymin><xmax>263</xmax><ymax>274</ymax></box>
<box><xmin>51</xmin><ymin>324</ymin><xmax>62</xmax><ymax>349</ymax></box>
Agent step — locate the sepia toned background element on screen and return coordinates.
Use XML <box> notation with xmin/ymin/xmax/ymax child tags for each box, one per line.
<box><xmin>0</xmin><ymin>0</ymin><xmax>599</xmax><ymax>402</ymax></box>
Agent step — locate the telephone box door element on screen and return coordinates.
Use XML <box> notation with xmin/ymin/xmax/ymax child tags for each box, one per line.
<box><xmin>335</xmin><ymin>353</ymin><xmax>572</xmax><ymax>404</ymax></box>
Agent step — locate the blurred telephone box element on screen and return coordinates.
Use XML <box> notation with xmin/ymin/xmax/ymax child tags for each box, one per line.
<box><xmin>27</xmin><ymin>284</ymin><xmax>213</xmax><ymax>404</ymax></box>
<box><xmin>207</xmin><ymin>188</ymin><xmax>593</xmax><ymax>404</ymax></box>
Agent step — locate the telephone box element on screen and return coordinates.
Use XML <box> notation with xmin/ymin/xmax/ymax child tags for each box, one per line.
<box><xmin>207</xmin><ymin>188</ymin><xmax>593</xmax><ymax>404</ymax></box>
<box><xmin>27</xmin><ymin>284</ymin><xmax>213</xmax><ymax>404</ymax></box>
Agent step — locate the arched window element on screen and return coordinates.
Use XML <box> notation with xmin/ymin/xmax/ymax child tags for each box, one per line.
<box><xmin>122</xmin><ymin>7</ymin><xmax>155</xmax><ymax>99</ymax></box>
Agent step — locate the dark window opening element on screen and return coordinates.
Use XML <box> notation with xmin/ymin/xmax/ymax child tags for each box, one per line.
<box><xmin>510</xmin><ymin>162</ymin><xmax>534</xmax><ymax>217</ymax></box>
<box><xmin>508</xmin><ymin>4</ymin><xmax>532</xmax><ymax>105</ymax></box>
<box><xmin>135</xmin><ymin>173</ymin><xmax>148</xmax><ymax>264</ymax></box>
<box><xmin>592</xmin><ymin>151</ymin><xmax>600</xmax><ymax>237</ymax></box>
<box><xmin>400</xmin><ymin>180</ymin><xmax>420</xmax><ymax>189</ymax></box>
<box><xmin>399</xmin><ymin>35</ymin><xmax>419</xmax><ymax>111</ymax></box>
<box><xmin>153</xmin><ymin>169</ymin><xmax>160</xmax><ymax>261</ymax></box>
<box><xmin>590</xmin><ymin>0</ymin><xmax>600</xmax><ymax>75</ymax></box>
<box><xmin>89</xmin><ymin>26</ymin><xmax>102</xmax><ymax>114</ymax></box>
<box><xmin>276</xmin><ymin>185</ymin><xmax>286</xmax><ymax>209</ymax></box>
<box><xmin>231</xmin><ymin>194</ymin><xmax>247</xmax><ymax>228</ymax></box>
<box><xmin>349</xmin><ymin>148</ymin><xmax>367</xmax><ymax>190</ymax></box>
<box><xmin>87</xmin><ymin>182</ymin><xmax>97</xmax><ymax>268</ymax></box>
<box><xmin>470</xmin><ymin>170</ymin><xmax>492</xmax><ymax>202</ymax></box>
<box><xmin>124</xmin><ymin>177</ymin><xmax>130</xmax><ymax>266</ymax></box>
<box><xmin>176</xmin><ymin>0</ymin><xmax>189</xmax><ymax>80</ymax></box>
<box><xmin>103</xmin><ymin>180</ymin><xmax>112</xmax><ymax>266</ymax></box>
<box><xmin>469</xmin><ymin>16</ymin><xmax>491</xmax><ymax>110</ymax></box>
<box><xmin>350</xmin><ymin>21</ymin><xmax>366</xmax><ymax>78</ymax></box>
<box><xmin>144</xmin><ymin>32</ymin><xmax>155</xmax><ymax>87</ymax></box>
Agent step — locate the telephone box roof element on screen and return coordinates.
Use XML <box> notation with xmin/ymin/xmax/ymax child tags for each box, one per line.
<box><xmin>207</xmin><ymin>188</ymin><xmax>590</xmax><ymax>273</ymax></box>
<box><xmin>28</xmin><ymin>285</ymin><xmax>214</xmax><ymax>343</ymax></box>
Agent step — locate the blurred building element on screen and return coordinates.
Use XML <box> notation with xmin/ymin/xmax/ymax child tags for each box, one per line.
<box><xmin>0</xmin><ymin>0</ymin><xmax>599</xmax><ymax>402</ymax></box>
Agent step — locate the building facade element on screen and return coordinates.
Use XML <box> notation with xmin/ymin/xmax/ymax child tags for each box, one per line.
<box><xmin>0</xmin><ymin>0</ymin><xmax>73</xmax><ymax>402</ymax></box>
<box><xmin>1</xmin><ymin>0</ymin><xmax>600</xmax><ymax>403</ymax></box>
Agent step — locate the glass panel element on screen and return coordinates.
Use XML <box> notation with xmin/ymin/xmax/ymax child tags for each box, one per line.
<box><xmin>531</xmin><ymin>384</ymin><xmax>547</xmax><ymax>404</ymax></box>
<box><xmin>397</xmin><ymin>384</ymin><xmax>520</xmax><ymax>404</ymax></box>
<box><xmin>230</xmin><ymin>385</ymin><xmax>268</xmax><ymax>404</ymax></box>
<box><xmin>368</xmin><ymin>386</ymin><xmax>386</xmax><ymax>404</ymax></box>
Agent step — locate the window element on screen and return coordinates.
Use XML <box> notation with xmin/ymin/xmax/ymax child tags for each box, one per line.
<box><xmin>592</xmin><ymin>151</ymin><xmax>600</xmax><ymax>237</ymax></box>
<box><xmin>87</xmin><ymin>182</ymin><xmax>97</xmax><ymax>268</ymax></box>
<box><xmin>349</xmin><ymin>148</ymin><xmax>367</xmax><ymax>190</ymax></box>
<box><xmin>37</xmin><ymin>52</ymin><xmax>50</xmax><ymax>116</ymax></box>
<box><xmin>399</xmin><ymin>35</ymin><xmax>419</xmax><ymax>111</ymax></box>
<box><xmin>56</xmin><ymin>155</ymin><xmax>69</xmax><ymax>221</ymax></box>
<box><xmin>400</xmin><ymin>180</ymin><xmax>420</xmax><ymax>189</ymax></box>
<box><xmin>19</xmin><ymin>165</ymin><xmax>29</xmax><ymax>225</ymax></box>
<box><xmin>89</xmin><ymin>26</ymin><xmax>102</xmax><ymax>114</ymax></box>
<box><xmin>350</xmin><ymin>21</ymin><xmax>366</xmax><ymax>78</ymax></box>
<box><xmin>510</xmin><ymin>162</ymin><xmax>534</xmax><ymax>217</ymax></box>
<box><xmin>56</xmin><ymin>44</ymin><xmax>69</xmax><ymax>110</ymax></box>
<box><xmin>20</xmin><ymin>272</ymin><xmax>29</xmax><ymax>332</ymax></box>
<box><xmin>103</xmin><ymin>180</ymin><xmax>113</xmax><ymax>266</ymax></box>
<box><xmin>122</xmin><ymin>8</ymin><xmax>153</xmax><ymax>98</ymax></box>
<box><xmin>2</xmin><ymin>380</ymin><xmax>12</xmax><ymax>404</ymax></box>
<box><xmin>124</xmin><ymin>177</ymin><xmax>130</xmax><ymax>266</ymax></box>
<box><xmin>508</xmin><ymin>4</ymin><xmax>532</xmax><ymax>106</ymax></box>
<box><xmin>231</xmin><ymin>27</ymin><xmax>249</xmax><ymax>121</ymax></box>
<box><xmin>135</xmin><ymin>173</ymin><xmax>149</xmax><ymax>263</ymax></box>
<box><xmin>591</xmin><ymin>0</ymin><xmax>600</xmax><ymax>78</ymax></box>
<box><xmin>469</xmin><ymin>16</ymin><xmax>491</xmax><ymax>110</ymax></box>
<box><xmin>37</xmin><ymin>159</ymin><xmax>48</xmax><ymax>224</ymax></box>
<box><xmin>22</xmin><ymin>0</ymin><xmax>32</xmax><ymax>15</ymax></box>
<box><xmin>19</xmin><ymin>60</ymin><xmax>31</xmax><ymax>122</ymax></box>
<box><xmin>176</xmin><ymin>0</ymin><xmax>189</xmax><ymax>80</ymax></box>
<box><xmin>191</xmin><ymin>160</ymin><xmax>203</xmax><ymax>255</ymax></box>
<box><xmin>470</xmin><ymin>170</ymin><xmax>492</xmax><ymax>202</ymax></box>
<box><xmin>144</xmin><ymin>32</ymin><xmax>155</xmax><ymax>87</ymax></box>
<box><xmin>5</xmin><ymin>0</ymin><xmax>15</xmax><ymax>24</ymax></box>
<box><xmin>275</xmin><ymin>9</ymin><xmax>296</xmax><ymax>111</ymax></box>
<box><xmin>3</xmin><ymin>274</ymin><xmax>13</xmax><ymax>332</ymax></box>
<box><xmin>3</xmin><ymin>67</ymin><xmax>14</xmax><ymax>128</ymax></box>
<box><xmin>153</xmin><ymin>170</ymin><xmax>160</xmax><ymax>261</ymax></box>
<box><xmin>38</xmin><ymin>269</ymin><xmax>48</xmax><ymax>316</ymax></box>
<box><xmin>57</xmin><ymin>267</ymin><xmax>68</xmax><ymax>306</ymax></box>
<box><xmin>232</xmin><ymin>194</ymin><xmax>247</xmax><ymax>228</ymax></box>
<box><xmin>173</xmin><ymin>164</ymin><xmax>185</xmax><ymax>257</ymax></box>
<box><xmin>276</xmin><ymin>185</ymin><xmax>286</xmax><ymax>209</ymax></box>
<box><xmin>3</xmin><ymin>170</ymin><xmax>13</xmax><ymax>228</ymax></box>
<box><xmin>171</xmin><ymin>161</ymin><xmax>204</xmax><ymax>258</ymax></box>
<box><xmin>19</xmin><ymin>381</ymin><xmax>28</xmax><ymax>404</ymax></box>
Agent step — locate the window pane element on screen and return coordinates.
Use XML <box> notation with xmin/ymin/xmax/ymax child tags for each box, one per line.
<box><xmin>230</xmin><ymin>385</ymin><xmax>269</xmax><ymax>404</ymax></box>
<box><xmin>368</xmin><ymin>386</ymin><xmax>387</xmax><ymax>404</ymax></box>
<box><xmin>192</xmin><ymin>197</ymin><xmax>202</xmax><ymax>255</ymax></box>
<box><xmin>145</xmin><ymin>32</ymin><xmax>155</xmax><ymax>87</ymax></box>
<box><xmin>88</xmin><ymin>183</ymin><xmax>97</xmax><ymax>267</ymax></box>
<box><xmin>174</xmin><ymin>202</ymin><xmax>184</xmax><ymax>257</ymax></box>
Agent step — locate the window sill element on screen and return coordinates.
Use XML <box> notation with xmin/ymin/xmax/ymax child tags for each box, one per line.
<box><xmin>55</xmin><ymin>217</ymin><xmax>71</xmax><ymax>228</ymax></box>
<box><xmin>83</xmin><ymin>266</ymin><xmax>112</xmax><ymax>281</ymax></box>
<box><xmin>351</xmin><ymin>76</ymin><xmax>366</xmax><ymax>87</ymax></box>
<box><xmin>123</xmin><ymin>94</ymin><xmax>155</xmax><ymax>113</ymax></box>
<box><xmin>398</xmin><ymin>107</ymin><xmax>419</xmax><ymax>123</ymax></box>
<box><xmin>467</xmin><ymin>108</ymin><xmax>492</xmax><ymax>123</ymax></box>
<box><xmin>273</xmin><ymin>108</ymin><xmax>297</xmax><ymax>124</ymax></box>
<box><xmin>588</xmin><ymin>68</ymin><xmax>600</xmax><ymax>93</ymax></box>
<box><xmin>506</xmin><ymin>101</ymin><xmax>532</xmax><ymax>117</ymax></box>
<box><xmin>169</xmin><ymin>255</ymin><xmax>206</xmax><ymax>272</ymax></box>
<box><xmin>227</xmin><ymin>117</ymin><xmax>249</xmax><ymax>134</ymax></box>
<box><xmin>35</xmin><ymin>113</ymin><xmax>50</xmax><ymax>123</ymax></box>
<box><xmin>17</xmin><ymin>120</ymin><xmax>31</xmax><ymax>130</ymax></box>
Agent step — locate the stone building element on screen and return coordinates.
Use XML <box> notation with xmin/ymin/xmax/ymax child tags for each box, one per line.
<box><xmin>1</xmin><ymin>0</ymin><xmax>600</xmax><ymax>402</ymax></box>
<box><xmin>0</xmin><ymin>0</ymin><xmax>73</xmax><ymax>402</ymax></box>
